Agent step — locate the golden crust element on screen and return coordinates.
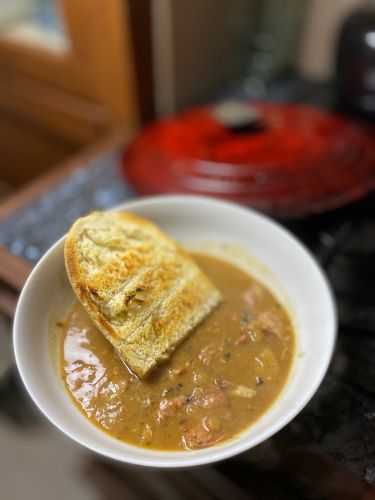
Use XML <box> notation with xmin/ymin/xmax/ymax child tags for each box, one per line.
<box><xmin>64</xmin><ymin>211</ymin><xmax>221</xmax><ymax>378</ymax></box>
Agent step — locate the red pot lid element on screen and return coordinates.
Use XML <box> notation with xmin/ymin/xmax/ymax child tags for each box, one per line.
<box><xmin>123</xmin><ymin>102</ymin><xmax>375</xmax><ymax>217</ymax></box>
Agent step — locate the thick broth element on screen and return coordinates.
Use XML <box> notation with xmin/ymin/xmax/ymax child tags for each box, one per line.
<box><xmin>60</xmin><ymin>254</ymin><xmax>295</xmax><ymax>450</ymax></box>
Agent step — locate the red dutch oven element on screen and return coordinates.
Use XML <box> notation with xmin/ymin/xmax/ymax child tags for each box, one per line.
<box><xmin>123</xmin><ymin>102</ymin><xmax>375</xmax><ymax>217</ymax></box>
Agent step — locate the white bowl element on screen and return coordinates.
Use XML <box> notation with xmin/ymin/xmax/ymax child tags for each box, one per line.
<box><xmin>13</xmin><ymin>195</ymin><xmax>336</xmax><ymax>468</ymax></box>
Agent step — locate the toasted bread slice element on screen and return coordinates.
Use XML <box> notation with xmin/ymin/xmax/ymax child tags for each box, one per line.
<box><xmin>64</xmin><ymin>211</ymin><xmax>221</xmax><ymax>378</ymax></box>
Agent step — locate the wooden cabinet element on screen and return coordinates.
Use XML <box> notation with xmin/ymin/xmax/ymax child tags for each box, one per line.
<box><xmin>0</xmin><ymin>0</ymin><xmax>139</xmax><ymax>187</ymax></box>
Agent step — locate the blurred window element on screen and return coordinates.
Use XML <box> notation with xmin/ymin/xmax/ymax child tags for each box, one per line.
<box><xmin>0</xmin><ymin>0</ymin><xmax>69</xmax><ymax>53</ymax></box>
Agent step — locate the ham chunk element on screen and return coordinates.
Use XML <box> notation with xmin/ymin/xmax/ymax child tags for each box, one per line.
<box><xmin>157</xmin><ymin>395</ymin><xmax>186</xmax><ymax>420</ymax></box>
<box><xmin>182</xmin><ymin>421</ymin><xmax>225</xmax><ymax>449</ymax></box>
<box><xmin>191</xmin><ymin>388</ymin><xmax>228</xmax><ymax>409</ymax></box>
<box><xmin>242</xmin><ymin>283</ymin><xmax>267</xmax><ymax>310</ymax></box>
<box><xmin>258</xmin><ymin>311</ymin><xmax>284</xmax><ymax>339</ymax></box>
<box><xmin>215</xmin><ymin>377</ymin><xmax>256</xmax><ymax>399</ymax></box>
<box><xmin>199</xmin><ymin>342</ymin><xmax>223</xmax><ymax>365</ymax></box>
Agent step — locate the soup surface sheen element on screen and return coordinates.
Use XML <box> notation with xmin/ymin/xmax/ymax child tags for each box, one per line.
<box><xmin>60</xmin><ymin>253</ymin><xmax>295</xmax><ymax>450</ymax></box>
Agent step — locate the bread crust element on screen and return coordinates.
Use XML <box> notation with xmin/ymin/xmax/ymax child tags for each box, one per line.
<box><xmin>64</xmin><ymin>211</ymin><xmax>221</xmax><ymax>378</ymax></box>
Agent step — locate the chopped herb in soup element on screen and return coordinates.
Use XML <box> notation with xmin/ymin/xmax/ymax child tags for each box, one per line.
<box><xmin>60</xmin><ymin>253</ymin><xmax>295</xmax><ymax>450</ymax></box>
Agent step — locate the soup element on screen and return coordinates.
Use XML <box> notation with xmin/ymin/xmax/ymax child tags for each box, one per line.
<box><xmin>58</xmin><ymin>253</ymin><xmax>295</xmax><ymax>450</ymax></box>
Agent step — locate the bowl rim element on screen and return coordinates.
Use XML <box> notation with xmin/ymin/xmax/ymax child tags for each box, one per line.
<box><xmin>13</xmin><ymin>194</ymin><xmax>337</xmax><ymax>467</ymax></box>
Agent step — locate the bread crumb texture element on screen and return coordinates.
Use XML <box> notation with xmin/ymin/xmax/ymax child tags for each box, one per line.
<box><xmin>64</xmin><ymin>211</ymin><xmax>221</xmax><ymax>377</ymax></box>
